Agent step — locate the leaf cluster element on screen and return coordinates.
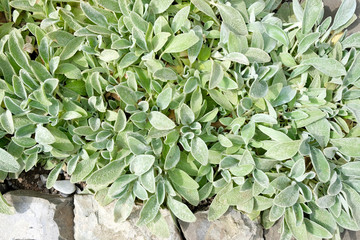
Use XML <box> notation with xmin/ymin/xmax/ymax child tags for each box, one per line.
<box><xmin>0</xmin><ymin>0</ymin><xmax>360</xmax><ymax>238</ymax></box>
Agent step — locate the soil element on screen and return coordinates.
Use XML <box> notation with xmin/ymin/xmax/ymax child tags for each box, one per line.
<box><xmin>4</xmin><ymin>167</ymin><xmax>57</xmax><ymax>194</ymax></box>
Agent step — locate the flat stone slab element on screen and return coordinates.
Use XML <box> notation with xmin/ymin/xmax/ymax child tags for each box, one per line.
<box><xmin>74</xmin><ymin>194</ymin><xmax>182</xmax><ymax>240</ymax></box>
<box><xmin>0</xmin><ymin>190</ymin><xmax>74</xmax><ymax>240</ymax></box>
<box><xmin>179</xmin><ymin>208</ymin><xmax>263</xmax><ymax>240</ymax></box>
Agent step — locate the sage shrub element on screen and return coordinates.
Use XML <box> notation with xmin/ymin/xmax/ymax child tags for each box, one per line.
<box><xmin>0</xmin><ymin>0</ymin><xmax>360</xmax><ymax>239</ymax></box>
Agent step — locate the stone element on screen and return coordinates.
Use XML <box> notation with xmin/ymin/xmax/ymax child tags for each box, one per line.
<box><xmin>179</xmin><ymin>208</ymin><xmax>263</xmax><ymax>240</ymax></box>
<box><xmin>73</xmin><ymin>194</ymin><xmax>182</xmax><ymax>240</ymax></box>
<box><xmin>323</xmin><ymin>0</ymin><xmax>360</xmax><ymax>34</ymax></box>
<box><xmin>53</xmin><ymin>180</ymin><xmax>77</xmax><ymax>195</ymax></box>
<box><xmin>264</xmin><ymin>219</ymin><xmax>282</xmax><ymax>240</ymax></box>
<box><xmin>341</xmin><ymin>229</ymin><xmax>360</xmax><ymax>240</ymax></box>
<box><xmin>0</xmin><ymin>190</ymin><xmax>74</xmax><ymax>240</ymax></box>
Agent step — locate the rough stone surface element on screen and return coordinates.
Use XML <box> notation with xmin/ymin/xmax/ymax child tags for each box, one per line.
<box><xmin>179</xmin><ymin>208</ymin><xmax>263</xmax><ymax>240</ymax></box>
<box><xmin>74</xmin><ymin>194</ymin><xmax>182</xmax><ymax>240</ymax></box>
<box><xmin>323</xmin><ymin>0</ymin><xmax>360</xmax><ymax>34</ymax></box>
<box><xmin>0</xmin><ymin>190</ymin><xmax>74</xmax><ymax>240</ymax></box>
<box><xmin>53</xmin><ymin>180</ymin><xmax>77</xmax><ymax>195</ymax></box>
<box><xmin>341</xmin><ymin>230</ymin><xmax>360</xmax><ymax>240</ymax></box>
<box><xmin>263</xmin><ymin>219</ymin><xmax>282</xmax><ymax>240</ymax></box>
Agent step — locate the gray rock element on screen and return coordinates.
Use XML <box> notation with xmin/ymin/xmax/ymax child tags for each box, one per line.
<box><xmin>179</xmin><ymin>208</ymin><xmax>263</xmax><ymax>240</ymax></box>
<box><xmin>0</xmin><ymin>190</ymin><xmax>74</xmax><ymax>240</ymax></box>
<box><xmin>323</xmin><ymin>0</ymin><xmax>360</xmax><ymax>34</ymax></box>
<box><xmin>341</xmin><ymin>229</ymin><xmax>360</xmax><ymax>240</ymax></box>
<box><xmin>74</xmin><ymin>194</ymin><xmax>182</xmax><ymax>240</ymax></box>
<box><xmin>53</xmin><ymin>180</ymin><xmax>76</xmax><ymax>195</ymax></box>
<box><xmin>264</xmin><ymin>219</ymin><xmax>282</xmax><ymax>240</ymax></box>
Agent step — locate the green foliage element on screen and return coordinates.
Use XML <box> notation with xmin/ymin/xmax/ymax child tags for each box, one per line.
<box><xmin>0</xmin><ymin>0</ymin><xmax>359</xmax><ymax>239</ymax></box>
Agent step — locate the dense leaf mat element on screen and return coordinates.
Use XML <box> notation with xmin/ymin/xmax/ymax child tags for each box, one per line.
<box><xmin>1</xmin><ymin>0</ymin><xmax>360</xmax><ymax>238</ymax></box>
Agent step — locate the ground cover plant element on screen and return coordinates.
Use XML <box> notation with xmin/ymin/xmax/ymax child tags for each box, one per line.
<box><xmin>0</xmin><ymin>0</ymin><xmax>360</xmax><ymax>239</ymax></box>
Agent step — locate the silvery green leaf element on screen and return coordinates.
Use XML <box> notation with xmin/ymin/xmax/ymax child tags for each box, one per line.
<box><xmin>146</xmin><ymin>212</ymin><xmax>170</xmax><ymax>238</ymax></box>
<box><xmin>46</xmin><ymin>162</ymin><xmax>63</xmax><ymax>189</ymax></box>
<box><xmin>208</xmin><ymin>89</ymin><xmax>233</xmax><ymax>111</ymax></box>
<box><xmin>9</xmin><ymin>31</ymin><xmax>30</xmax><ymax>72</ymax></box>
<box><xmin>114</xmin><ymin>193</ymin><xmax>134</xmax><ymax>222</ymax></box>
<box><xmin>149</xmin><ymin>0</ymin><xmax>173</xmax><ymax>14</ymax></box>
<box><xmin>298</xmin><ymin>32</ymin><xmax>320</xmax><ymax>54</ymax></box>
<box><xmin>293</xmin><ymin>0</ymin><xmax>304</xmax><ymax>22</ymax></box>
<box><xmin>342</xmin><ymin>32</ymin><xmax>360</xmax><ymax>49</ymax></box>
<box><xmin>217</xmin><ymin>3</ymin><xmax>247</xmax><ymax>36</ymax></box>
<box><xmin>253</xmin><ymin>169</ymin><xmax>269</xmax><ymax>188</ymax></box>
<box><xmin>99</xmin><ymin>49</ymin><xmax>120</xmax><ymax>62</ymax></box>
<box><xmin>302</xmin><ymin>58</ymin><xmax>346</xmax><ymax>77</ymax></box>
<box><xmin>222</xmin><ymin>52</ymin><xmax>249</xmax><ymax>65</ymax></box>
<box><xmin>218</xmin><ymin>135</ymin><xmax>233</xmax><ymax>148</ymax></box>
<box><xmin>269</xmin><ymin>205</ymin><xmax>285</xmax><ymax>222</ymax></box>
<box><xmin>47</xmin><ymin>126</ymin><xmax>74</xmax><ymax>152</ymax></box>
<box><xmin>0</xmin><ymin>148</ymin><xmax>20</xmax><ymax>173</ymax></box>
<box><xmin>137</xmin><ymin>195</ymin><xmax>160</xmax><ymax>226</ymax></box>
<box><xmin>86</xmin><ymin>160</ymin><xmax>125</xmax><ymax>186</ymax></box>
<box><xmin>154</xmin><ymin>68</ymin><xmax>177</xmax><ymax>81</ymax></box>
<box><xmin>265</xmin><ymin>140</ymin><xmax>301</xmax><ymax>161</ymax></box>
<box><xmin>130</xmin><ymin>155</ymin><xmax>155</xmax><ymax>176</ymax></box>
<box><xmin>180</xmin><ymin>104</ymin><xmax>195</xmax><ymax>125</ymax></box>
<box><xmin>302</xmin><ymin>0</ymin><xmax>323</xmax><ymax>34</ymax></box>
<box><xmin>305</xmin><ymin>118</ymin><xmax>330</xmax><ymax>148</ymax></box>
<box><xmin>149</xmin><ymin>111</ymin><xmax>175</xmax><ymax>130</ymax></box>
<box><xmin>330</xmin><ymin>138</ymin><xmax>360</xmax><ymax>157</ymax></box>
<box><xmin>133</xmin><ymin>181</ymin><xmax>148</xmax><ymax>200</ymax></box>
<box><xmin>198</xmin><ymin>108</ymin><xmax>218</xmax><ymax>122</ymax></box>
<box><xmin>251</xmin><ymin>114</ymin><xmax>277</xmax><ymax>125</ymax></box>
<box><xmin>140</xmin><ymin>169</ymin><xmax>156</xmax><ymax>193</ymax></box>
<box><xmin>343</xmin><ymin>184</ymin><xmax>360</xmax><ymax>227</ymax></box>
<box><xmin>340</xmin><ymin>161</ymin><xmax>360</xmax><ymax>177</ymax></box>
<box><xmin>152</xmin><ymin>32</ymin><xmax>171</xmax><ymax>52</ymax></box>
<box><xmin>343</xmin><ymin>53</ymin><xmax>360</xmax><ymax>86</ymax></box>
<box><xmin>245</xmin><ymin>48</ymin><xmax>271</xmax><ymax>63</ymax></box>
<box><xmin>263</xmin><ymin>23</ymin><xmax>289</xmax><ymax>46</ymax></box>
<box><xmin>191</xmin><ymin>137</ymin><xmax>208</xmax><ymax>165</ymax></box>
<box><xmin>188</xmin><ymin>26</ymin><xmax>203</xmax><ymax>65</ymax></box>
<box><xmin>274</xmin><ymin>184</ymin><xmax>299</xmax><ymax>207</ymax></box>
<box><xmin>191</xmin><ymin>0</ymin><xmax>219</xmax><ymax>24</ymax></box>
<box><xmin>164</xmin><ymin>145</ymin><xmax>180</xmax><ymax>170</ymax></box>
<box><xmin>289</xmin><ymin>158</ymin><xmax>305</xmax><ymax>179</ymax></box>
<box><xmin>258</xmin><ymin>125</ymin><xmax>292</xmax><ymax>142</ymax></box>
<box><xmin>285</xmin><ymin>207</ymin><xmax>308</xmax><ymax>240</ymax></box>
<box><xmin>167</xmin><ymin>197</ymin><xmax>196</xmax><ymax>222</ymax></box>
<box><xmin>0</xmin><ymin>110</ymin><xmax>14</xmax><ymax>134</ymax></box>
<box><xmin>35</xmin><ymin>125</ymin><xmax>55</xmax><ymax>145</ymax></box>
<box><xmin>128</xmin><ymin>136</ymin><xmax>150</xmax><ymax>155</ymax></box>
<box><xmin>209</xmin><ymin>60</ymin><xmax>224</xmax><ymax>89</ymax></box>
<box><xmin>80</xmin><ymin>2</ymin><xmax>108</xmax><ymax>27</ymax></box>
<box><xmin>304</xmin><ymin>218</ymin><xmax>332</xmax><ymax>238</ymax></box>
<box><xmin>119</xmin><ymin>52</ymin><xmax>139</xmax><ymax>69</ymax></box>
<box><xmin>279</xmin><ymin>52</ymin><xmax>297</xmax><ymax>68</ymax></box>
<box><xmin>108</xmin><ymin>175</ymin><xmax>138</xmax><ymax>198</ymax></box>
<box><xmin>309</xmin><ymin>147</ymin><xmax>330</xmax><ymax>183</ymax></box>
<box><xmin>208</xmin><ymin>183</ymin><xmax>232</xmax><ymax>221</ymax></box>
<box><xmin>114</xmin><ymin>109</ymin><xmax>127</xmax><ymax>132</ymax></box>
<box><xmin>60</xmin><ymin>37</ymin><xmax>85</xmax><ymax>60</ymax></box>
<box><xmin>332</xmin><ymin>0</ymin><xmax>356</xmax><ymax>30</ymax></box>
<box><xmin>157</xmin><ymin>88</ymin><xmax>172</xmax><ymax>110</ymax></box>
<box><xmin>327</xmin><ymin>173</ymin><xmax>342</xmax><ymax>196</ymax></box>
<box><xmin>163</xmin><ymin>32</ymin><xmax>199</xmax><ymax>53</ymax></box>
<box><xmin>115</xmin><ymin>85</ymin><xmax>137</xmax><ymax>105</ymax></box>
<box><xmin>169</xmin><ymin>168</ymin><xmax>199</xmax><ymax>189</ymax></box>
<box><xmin>271</xmin><ymin>86</ymin><xmax>297</xmax><ymax>107</ymax></box>
<box><xmin>171</xmin><ymin>6</ymin><xmax>190</xmax><ymax>33</ymax></box>
<box><xmin>12</xmin><ymin>75</ymin><xmax>26</xmax><ymax>99</ymax></box>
